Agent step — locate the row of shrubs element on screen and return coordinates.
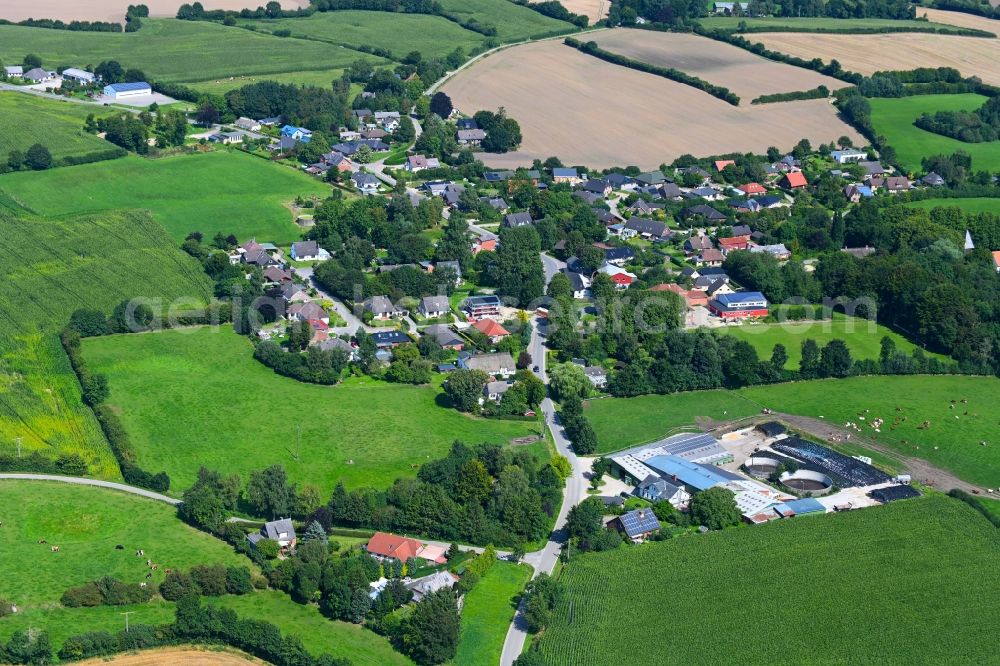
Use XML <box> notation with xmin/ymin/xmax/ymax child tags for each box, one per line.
<box><xmin>61</xmin><ymin>565</ymin><xmax>257</xmax><ymax>609</ymax></box>
<box><xmin>564</xmin><ymin>37</ymin><xmax>741</xmax><ymax>106</ymax></box>
<box><xmin>0</xmin><ymin>451</ymin><xmax>88</xmax><ymax>475</ymax></box>
<box><xmin>57</xmin><ymin>595</ymin><xmax>352</xmax><ymax>664</ymax></box>
<box><xmin>751</xmin><ymin>85</ymin><xmax>831</xmax><ymax>104</ymax></box>
<box><xmin>0</xmin><ymin>18</ymin><xmax>122</xmax><ymax>31</ymax></box>
<box><xmin>62</xmin><ymin>576</ymin><xmax>154</xmax><ymax>608</ymax></box>
<box><xmin>61</xmin><ymin>327</ymin><xmax>171</xmax><ymax>492</ymax></box>
<box><xmin>726</xmin><ymin>23</ymin><xmax>994</xmax><ymax>38</ymax></box>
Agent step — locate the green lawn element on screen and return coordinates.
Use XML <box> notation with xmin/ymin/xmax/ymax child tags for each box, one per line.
<box><xmin>868</xmin><ymin>94</ymin><xmax>1000</xmax><ymax>172</ymax></box>
<box><xmin>0</xmin><ymin>480</ymin><xmax>249</xmax><ymax>608</ymax></box>
<box><xmin>535</xmin><ymin>495</ymin><xmax>1000</xmax><ymax>665</ymax></box>
<box><xmin>583</xmin><ymin>391</ymin><xmax>760</xmax><ymax>453</ymax></box>
<box><xmin>436</xmin><ymin>0</ymin><xmax>577</xmax><ymax>42</ymax></box>
<box><xmin>245</xmin><ymin>11</ymin><xmax>487</xmax><ymax>59</ymax></box>
<box><xmin>0</xmin><ymin>92</ymin><xmax>117</xmax><ymax>164</ymax></box>
<box><xmin>182</xmin><ymin>67</ymin><xmax>350</xmax><ymax>94</ymax></box>
<box><xmin>83</xmin><ymin>326</ymin><xmax>541</xmax><ymax>494</ymax></box>
<box><xmin>715</xmin><ymin>315</ymin><xmax>939</xmax><ymax>369</ymax></box>
<box><xmin>0</xmin><ymin>207</ymin><xmax>213</xmax><ymax>477</ymax></box>
<box><xmin>906</xmin><ymin>197</ymin><xmax>1000</xmax><ymax>214</ymax></box>
<box><xmin>740</xmin><ymin>374</ymin><xmax>1000</xmax><ymax>488</ymax></box>
<box><xmin>0</xmin><ymin>18</ymin><xmax>386</xmax><ymax>85</ymax></box>
<box><xmin>209</xmin><ymin>591</ymin><xmax>410</xmax><ymax>666</ymax></box>
<box><xmin>0</xmin><ymin>150</ymin><xmax>328</xmax><ymax>243</ymax></box>
<box><xmin>451</xmin><ymin>562</ymin><xmax>532</xmax><ymax>666</ymax></box>
<box><xmin>699</xmin><ymin>16</ymin><xmax>981</xmax><ymax>33</ymax></box>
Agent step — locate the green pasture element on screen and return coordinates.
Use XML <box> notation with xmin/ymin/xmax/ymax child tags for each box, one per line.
<box><xmin>0</xmin><ymin>19</ymin><xmax>385</xmax><ymax>85</ymax></box>
<box><xmin>436</xmin><ymin>0</ymin><xmax>577</xmax><ymax>42</ymax></box>
<box><xmin>0</xmin><ymin>92</ymin><xmax>117</xmax><ymax>164</ymax></box>
<box><xmin>906</xmin><ymin>197</ymin><xmax>1000</xmax><ymax>214</ymax></box>
<box><xmin>245</xmin><ymin>11</ymin><xmax>487</xmax><ymax>59</ymax></box>
<box><xmin>451</xmin><ymin>562</ymin><xmax>532</xmax><ymax>666</ymax></box>
<box><xmin>868</xmin><ymin>94</ymin><xmax>1000</xmax><ymax>172</ymax></box>
<box><xmin>82</xmin><ymin>326</ymin><xmax>541</xmax><ymax>494</ymax></box>
<box><xmin>182</xmin><ymin>68</ymin><xmax>350</xmax><ymax>94</ymax></box>
<box><xmin>699</xmin><ymin>15</ymin><xmax>980</xmax><ymax>33</ymax></box>
<box><xmin>0</xmin><ymin>150</ymin><xmax>327</xmax><ymax>243</ymax></box>
<box><xmin>535</xmin><ymin>495</ymin><xmax>1000</xmax><ymax>664</ymax></box>
<box><xmin>715</xmin><ymin>315</ymin><xmax>938</xmax><ymax>368</ymax></box>
<box><xmin>0</xmin><ymin>207</ymin><xmax>212</xmax><ymax>476</ymax></box>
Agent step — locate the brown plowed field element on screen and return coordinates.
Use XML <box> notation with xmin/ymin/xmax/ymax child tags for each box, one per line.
<box><xmin>749</xmin><ymin>31</ymin><xmax>1000</xmax><ymax>86</ymax></box>
<box><xmin>442</xmin><ymin>39</ymin><xmax>862</xmax><ymax>169</ymax></box>
<box><xmin>589</xmin><ymin>29</ymin><xmax>846</xmax><ymax>101</ymax></box>
<box><xmin>559</xmin><ymin>0</ymin><xmax>609</xmax><ymax>23</ymax></box>
<box><xmin>919</xmin><ymin>7</ymin><xmax>1000</xmax><ymax>32</ymax></box>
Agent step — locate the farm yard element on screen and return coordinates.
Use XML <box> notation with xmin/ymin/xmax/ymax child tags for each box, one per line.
<box><xmin>867</xmin><ymin>94</ymin><xmax>1000</xmax><ymax>172</ymax></box>
<box><xmin>587</xmin><ymin>29</ymin><xmax>851</xmax><ymax>101</ymax></box>
<box><xmin>0</xmin><ymin>93</ymin><xmax>117</xmax><ymax>165</ymax></box>
<box><xmin>441</xmin><ymin>40</ymin><xmax>862</xmax><ymax>169</ymax></box>
<box><xmin>534</xmin><ymin>495</ymin><xmax>1000</xmax><ymax>665</ymax></box>
<box><xmin>242</xmin><ymin>11</ymin><xmax>488</xmax><ymax>59</ymax></box>
<box><xmin>748</xmin><ymin>31</ymin><xmax>1000</xmax><ymax>86</ymax></box>
<box><xmin>0</xmin><ymin>207</ymin><xmax>213</xmax><ymax>477</ymax></box>
<box><xmin>0</xmin><ymin>0</ymin><xmax>308</xmax><ymax>24</ymax></box>
<box><xmin>82</xmin><ymin>326</ymin><xmax>541</xmax><ymax>494</ymax></box>
<box><xmin>0</xmin><ymin>150</ymin><xmax>328</xmax><ymax>243</ymax></box>
<box><xmin>716</xmin><ymin>316</ymin><xmax>939</xmax><ymax>369</ymax></box>
<box><xmin>0</xmin><ymin>18</ymin><xmax>385</xmax><ymax>87</ymax></box>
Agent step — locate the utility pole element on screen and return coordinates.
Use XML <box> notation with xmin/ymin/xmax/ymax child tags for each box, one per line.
<box><xmin>16</xmin><ymin>437</ymin><xmax>21</xmax><ymax>458</ymax></box>
<box><xmin>121</xmin><ymin>611</ymin><xmax>135</xmax><ymax>633</ymax></box>
<box><xmin>295</xmin><ymin>423</ymin><xmax>301</xmax><ymax>462</ymax></box>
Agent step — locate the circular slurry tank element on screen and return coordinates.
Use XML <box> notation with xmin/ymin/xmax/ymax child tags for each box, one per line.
<box><xmin>744</xmin><ymin>455</ymin><xmax>781</xmax><ymax>479</ymax></box>
<box><xmin>780</xmin><ymin>469</ymin><xmax>833</xmax><ymax>494</ymax></box>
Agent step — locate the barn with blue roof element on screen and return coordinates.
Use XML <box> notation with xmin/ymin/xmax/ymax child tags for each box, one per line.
<box><xmin>103</xmin><ymin>81</ymin><xmax>151</xmax><ymax>99</ymax></box>
<box><xmin>643</xmin><ymin>455</ymin><xmax>745</xmax><ymax>492</ymax></box>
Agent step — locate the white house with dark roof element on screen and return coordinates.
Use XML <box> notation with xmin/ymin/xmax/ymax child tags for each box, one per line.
<box><xmin>290</xmin><ymin>240</ymin><xmax>329</xmax><ymax>262</ymax></box>
<box><xmin>419</xmin><ymin>295</ymin><xmax>451</xmax><ymax>318</ymax></box>
<box><xmin>363</xmin><ymin>295</ymin><xmax>406</xmax><ymax>320</ymax></box>
<box><xmin>247</xmin><ymin>518</ymin><xmax>297</xmax><ymax>549</ymax></box>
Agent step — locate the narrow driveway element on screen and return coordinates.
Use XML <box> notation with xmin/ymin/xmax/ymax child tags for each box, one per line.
<box><xmin>540</xmin><ymin>252</ymin><xmax>566</xmax><ymax>285</ymax></box>
<box><xmin>0</xmin><ymin>473</ymin><xmax>179</xmax><ymax>504</ymax></box>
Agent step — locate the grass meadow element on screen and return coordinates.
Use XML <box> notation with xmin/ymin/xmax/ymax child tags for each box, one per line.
<box><xmin>0</xmin><ymin>150</ymin><xmax>327</xmax><ymax>243</ymax></box>
<box><xmin>82</xmin><ymin>326</ymin><xmax>541</xmax><ymax>494</ymax></box>
<box><xmin>451</xmin><ymin>562</ymin><xmax>532</xmax><ymax>666</ymax></box>
<box><xmin>0</xmin><ymin>92</ymin><xmax>116</xmax><ymax>163</ymax></box>
<box><xmin>0</xmin><ymin>19</ymin><xmax>385</xmax><ymax>85</ymax></box>
<box><xmin>244</xmin><ymin>11</ymin><xmax>487</xmax><ymax>59</ymax></box>
<box><xmin>868</xmin><ymin>94</ymin><xmax>1000</xmax><ymax>172</ymax></box>
<box><xmin>587</xmin><ymin>375</ymin><xmax>1000</xmax><ymax>486</ymax></box>
<box><xmin>584</xmin><ymin>390</ymin><xmax>760</xmax><ymax>453</ymax></box>
<box><xmin>535</xmin><ymin>495</ymin><xmax>1000</xmax><ymax>665</ymax></box>
<box><xmin>183</xmin><ymin>68</ymin><xmax>350</xmax><ymax>94</ymax></box>
<box><xmin>698</xmin><ymin>16</ymin><xmax>978</xmax><ymax>33</ymax></box>
<box><xmin>906</xmin><ymin>197</ymin><xmax>1000</xmax><ymax>214</ymax></box>
<box><xmin>0</xmin><ymin>207</ymin><xmax>213</xmax><ymax>476</ymax></box>
<box><xmin>436</xmin><ymin>0</ymin><xmax>577</xmax><ymax>42</ymax></box>
<box><xmin>0</xmin><ymin>481</ymin><xmax>402</xmax><ymax>663</ymax></box>
<box><xmin>715</xmin><ymin>315</ymin><xmax>937</xmax><ymax>369</ymax></box>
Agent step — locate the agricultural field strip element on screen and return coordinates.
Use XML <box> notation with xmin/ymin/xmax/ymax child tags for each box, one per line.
<box><xmin>587</xmin><ymin>29</ymin><xmax>848</xmax><ymax>101</ymax></box>
<box><xmin>442</xmin><ymin>39</ymin><xmax>862</xmax><ymax>169</ymax></box>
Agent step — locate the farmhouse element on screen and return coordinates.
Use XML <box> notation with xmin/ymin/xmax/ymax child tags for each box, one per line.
<box><xmin>708</xmin><ymin>291</ymin><xmax>769</xmax><ymax>319</ymax></box>
<box><xmin>246</xmin><ymin>518</ymin><xmax>296</xmax><ymax>550</ymax></box>
<box><xmin>407</xmin><ymin>571</ymin><xmax>460</xmax><ymax>603</ymax></box>
<box><xmin>457</xmin><ymin>129</ymin><xmax>486</xmax><ymax>145</ymax></box>
<box><xmin>61</xmin><ymin>68</ymin><xmax>96</xmax><ymax>84</ymax></box>
<box><xmin>484</xmin><ymin>380</ymin><xmax>512</xmax><ymax>402</ymax></box>
<box><xmin>458</xmin><ymin>352</ymin><xmax>516</xmax><ymax>378</ymax></box>
<box><xmin>419</xmin><ymin>295</ymin><xmax>451</xmax><ymax>318</ymax></box>
<box><xmin>103</xmin><ymin>81</ymin><xmax>151</xmax><ymax>99</ymax></box>
<box><xmin>23</xmin><ymin>67</ymin><xmax>56</xmax><ymax>83</ymax></box>
<box><xmin>713</xmin><ymin>1</ymin><xmax>749</xmax><ymax>14</ymax></box>
<box><xmin>366</xmin><ymin>532</ymin><xmax>447</xmax><ymax>564</ymax></box>
<box><xmin>635</xmin><ymin>475</ymin><xmax>690</xmax><ymax>506</ymax></box>
<box><xmin>4</xmin><ymin>65</ymin><xmax>22</xmax><ymax>78</ymax></box>
<box><xmin>290</xmin><ymin>240</ymin><xmax>330</xmax><ymax>261</ymax></box>
<box><xmin>609</xmin><ymin>508</ymin><xmax>661</xmax><ymax>542</ymax></box>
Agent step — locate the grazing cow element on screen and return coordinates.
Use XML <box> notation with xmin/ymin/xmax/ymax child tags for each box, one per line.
<box><xmin>51</xmin><ymin>546</ymin><xmax>60</xmax><ymax>552</ymax></box>
<box><xmin>115</xmin><ymin>544</ymin><xmax>124</xmax><ymax>550</ymax></box>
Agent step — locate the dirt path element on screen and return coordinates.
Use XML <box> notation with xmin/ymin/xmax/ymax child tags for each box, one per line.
<box><xmin>708</xmin><ymin>413</ymin><xmax>990</xmax><ymax>495</ymax></box>
<box><xmin>77</xmin><ymin>646</ymin><xmax>261</xmax><ymax>665</ymax></box>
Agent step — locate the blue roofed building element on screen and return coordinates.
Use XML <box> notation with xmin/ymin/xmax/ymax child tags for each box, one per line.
<box><xmin>280</xmin><ymin>124</ymin><xmax>313</xmax><ymax>143</ymax></box>
<box><xmin>708</xmin><ymin>291</ymin><xmax>769</xmax><ymax>320</ymax></box>
<box><xmin>774</xmin><ymin>497</ymin><xmax>826</xmax><ymax>517</ymax></box>
<box><xmin>643</xmin><ymin>455</ymin><xmax>745</xmax><ymax>492</ymax></box>
<box><xmin>103</xmin><ymin>81</ymin><xmax>151</xmax><ymax>99</ymax></box>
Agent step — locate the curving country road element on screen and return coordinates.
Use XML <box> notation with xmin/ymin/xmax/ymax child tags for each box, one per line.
<box><xmin>0</xmin><ymin>473</ymin><xmax>180</xmax><ymax>504</ymax></box>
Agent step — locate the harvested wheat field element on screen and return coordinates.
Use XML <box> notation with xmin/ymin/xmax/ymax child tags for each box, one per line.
<box><xmin>560</xmin><ymin>0</ymin><xmax>609</xmax><ymax>23</ymax></box>
<box><xmin>0</xmin><ymin>0</ymin><xmax>307</xmax><ymax>24</ymax></box>
<box><xmin>443</xmin><ymin>40</ymin><xmax>862</xmax><ymax>169</ymax></box>
<box><xmin>919</xmin><ymin>7</ymin><xmax>1000</xmax><ymax>33</ymax></box>
<box><xmin>750</xmin><ymin>32</ymin><xmax>1000</xmax><ymax>86</ymax></box>
<box><xmin>79</xmin><ymin>647</ymin><xmax>260</xmax><ymax>665</ymax></box>
<box><xmin>589</xmin><ymin>29</ymin><xmax>846</xmax><ymax>101</ymax></box>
